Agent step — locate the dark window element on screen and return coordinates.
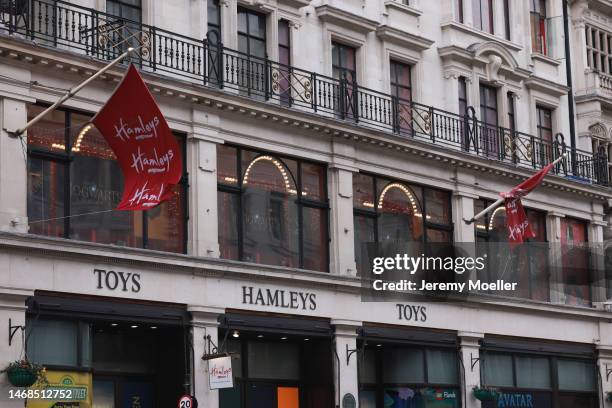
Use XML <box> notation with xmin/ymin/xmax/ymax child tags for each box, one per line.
<box><xmin>481</xmin><ymin>351</ymin><xmax>597</xmax><ymax>408</ymax></box>
<box><xmin>353</xmin><ymin>173</ymin><xmax>452</xmax><ymax>276</ymax></box>
<box><xmin>560</xmin><ymin>218</ymin><xmax>590</xmax><ymax>307</ymax></box>
<box><xmin>585</xmin><ymin>25</ymin><xmax>612</xmax><ymax>73</ymax></box>
<box><xmin>390</xmin><ymin>60</ymin><xmax>412</xmax><ymax>133</ymax></box>
<box><xmin>26</xmin><ymin>104</ymin><xmax>187</xmax><ymax>253</ymax></box>
<box><xmin>507</xmin><ymin>93</ymin><xmax>515</xmax><ymax>133</ymax></box>
<box><xmin>278</xmin><ymin>19</ymin><xmax>291</xmax><ymax>106</ymax></box>
<box><xmin>458</xmin><ymin>77</ymin><xmax>468</xmax><ymax>116</ymax></box>
<box><xmin>238</xmin><ymin>7</ymin><xmax>266</xmax><ymax>59</ymax></box>
<box><xmin>479</xmin><ymin>84</ymin><xmax>499</xmax><ymax>157</ymax></box>
<box><xmin>106</xmin><ymin>0</ymin><xmax>141</xmax><ymax>23</ymax></box>
<box><xmin>474</xmin><ymin>199</ymin><xmax>548</xmax><ymax>301</ymax></box>
<box><xmin>106</xmin><ymin>0</ymin><xmax>142</xmax><ymax>55</ymax></box>
<box><xmin>217</xmin><ymin>145</ymin><xmax>329</xmax><ymax>272</ymax></box>
<box><xmin>455</xmin><ymin>0</ymin><xmax>464</xmax><ymax>23</ymax></box>
<box><xmin>472</xmin><ymin>0</ymin><xmax>494</xmax><ymax>34</ymax></box>
<box><xmin>207</xmin><ymin>0</ymin><xmax>221</xmax><ymax>37</ymax></box>
<box><xmin>530</xmin><ymin>0</ymin><xmax>548</xmax><ymax>55</ymax></box>
<box><xmin>503</xmin><ymin>0</ymin><xmax>511</xmax><ymax>40</ymax></box>
<box><xmin>536</xmin><ymin>105</ymin><xmax>553</xmax><ymax>165</ymax></box>
<box><xmin>359</xmin><ymin>344</ymin><xmax>460</xmax><ymax>408</ymax></box>
<box><xmin>332</xmin><ymin>42</ymin><xmax>357</xmax><ymax>118</ymax></box>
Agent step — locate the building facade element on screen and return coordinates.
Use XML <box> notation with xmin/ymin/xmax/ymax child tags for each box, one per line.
<box><xmin>0</xmin><ymin>0</ymin><xmax>612</xmax><ymax>407</ymax></box>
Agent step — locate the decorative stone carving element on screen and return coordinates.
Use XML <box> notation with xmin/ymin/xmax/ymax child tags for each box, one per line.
<box><xmin>590</xmin><ymin>122</ymin><xmax>608</xmax><ymax>140</ymax></box>
<box><xmin>487</xmin><ymin>54</ymin><xmax>503</xmax><ymax>83</ymax></box>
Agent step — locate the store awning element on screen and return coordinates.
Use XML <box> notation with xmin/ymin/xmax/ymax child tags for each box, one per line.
<box><xmin>220</xmin><ymin>312</ymin><xmax>332</xmax><ymax>337</ymax></box>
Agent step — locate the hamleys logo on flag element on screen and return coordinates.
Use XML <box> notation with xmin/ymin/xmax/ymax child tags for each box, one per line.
<box><xmin>92</xmin><ymin>64</ymin><xmax>182</xmax><ymax>211</ymax></box>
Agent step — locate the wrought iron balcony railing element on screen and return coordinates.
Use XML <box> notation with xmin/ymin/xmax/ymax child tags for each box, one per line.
<box><xmin>1</xmin><ymin>0</ymin><xmax>609</xmax><ymax>187</ymax></box>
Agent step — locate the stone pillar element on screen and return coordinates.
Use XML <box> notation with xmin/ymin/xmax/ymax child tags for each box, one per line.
<box><xmin>589</xmin><ymin>220</ymin><xmax>607</xmax><ymax>304</ymax></box>
<box><xmin>459</xmin><ymin>331</ymin><xmax>484</xmax><ymax>408</ymax></box>
<box><xmin>189</xmin><ymin>306</ymin><xmax>225</xmax><ymax>408</ymax></box>
<box><xmin>332</xmin><ymin>320</ymin><xmax>361</xmax><ymax>408</ymax></box>
<box><xmin>188</xmin><ymin>108</ymin><xmax>222</xmax><ymax>257</ymax></box>
<box><xmin>463</xmin><ymin>0</ymin><xmax>474</xmax><ymax>27</ymax></box>
<box><xmin>597</xmin><ymin>344</ymin><xmax>612</xmax><ymax>408</ymax></box>
<box><xmin>329</xmin><ymin>165</ymin><xmax>357</xmax><ymax>277</ymax></box>
<box><xmin>546</xmin><ymin>212</ymin><xmax>564</xmax><ymax>304</ymax></box>
<box><xmin>221</xmin><ymin>0</ymin><xmax>237</xmax><ymax>49</ymax></box>
<box><xmin>0</xmin><ymin>288</ymin><xmax>34</xmax><ymax>408</ymax></box>
<box><xmin>0</xmin><ymin>97</ymin><xmax>29</xmax><ymax>233</ymax></box>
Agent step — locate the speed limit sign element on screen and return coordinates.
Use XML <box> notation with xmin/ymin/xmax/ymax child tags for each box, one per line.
<box><xmin>178</xmin><ymin>395</ymin><xmax>193</xmax><ymax>408</ymax></box>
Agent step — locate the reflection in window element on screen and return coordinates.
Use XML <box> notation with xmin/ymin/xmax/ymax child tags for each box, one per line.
<box><xmin>353</xmin><ymin>174</ymin><xmax>452</xmax><ymax>275</ymax></box>
<box><xmin>560</xmin><ymin>218</ymin><xmax>590</xmax><ymax>307</ymax></box>
<box><xmin>26</xmin><ymin>105</ymin><xmax>187</xmax><ymax>253</ymax></box>
<box><xmin>217</xmin><ymin>145</ymin><xmax>328</xmax><ymax>272</ymax></box>
<box><xmin>530</xmin><ymin>0</ymin><xmax>548</xmax><ymax>55</ymax></box>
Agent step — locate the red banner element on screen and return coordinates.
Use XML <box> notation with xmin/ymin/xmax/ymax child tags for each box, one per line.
<box><xmin>92</xmin><ymin>64</ymin><xmax>182</xmax><ymax>210</ymax></box>
<box><xmin>501</xmin><ymin>162</ymin><xmax>555</xmax><ymax>243</ymax></box>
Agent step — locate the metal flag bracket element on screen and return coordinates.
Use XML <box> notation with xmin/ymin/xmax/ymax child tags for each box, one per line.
<box><xmin>8</xmin><ymin>318</ymin><xmax>25</xmax><ymax>347</ymax></box>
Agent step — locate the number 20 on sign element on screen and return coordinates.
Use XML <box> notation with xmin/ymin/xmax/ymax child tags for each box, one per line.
<box><xmin>179</xmin><ymin>395</ymin><xmax>193</xmax><ymax>408</ymax></box>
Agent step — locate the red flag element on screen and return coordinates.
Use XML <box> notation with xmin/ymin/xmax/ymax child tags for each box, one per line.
<box><xmin>92</xmin><ymin>64</ymin><xmax>182</xmax><ymax>210</ymax></box>
<box><xmin>500</xmin><ymin>162</ymin><xmax>555</xmax><ymax>243</ymax></box>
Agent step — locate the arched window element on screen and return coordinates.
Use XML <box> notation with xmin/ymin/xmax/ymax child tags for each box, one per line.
<box><xmin>217</xmin><ymin>145</ymin><xmax>329</xmax><ymax>272</ymax></box>
<box><xmin>377</xmin><ymin>182</ymin><xmax>422</xmax><ymax>244</ymax></box>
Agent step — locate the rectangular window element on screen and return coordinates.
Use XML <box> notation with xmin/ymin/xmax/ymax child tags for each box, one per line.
<box><xmin>479</xmin><ymin>84</ymin><xmax>499</xmax><ymax>157</ymax></box>
<box><xmin>536</xmin><ymin>105</ymin><xmax>553</xmax><ymax>166</ymax></box>
<box><xmin>472</xmin><ymin>0</ymin><xmax>494</xmax><ymax>34</ymax></box>
<box><xmin>560</xmin><ymin>218</ymin><xmax>590</xmax><ymax>307</ymax></box>
<box><xmin>390</xmin><ymin>60</ymin><xmax>412</xmax><ymax>134</ymax></box>
<box><xmin>26</xmin><ymin>105</ymin><xmax>187</xmax><ymax>253</ymax></box>
<box><xmin>237</xmin><ymin>7</ymin><xmax>267</xmax><ymax>96</ymax></box>
<box><xmin>106</xmin><ymin>0</ymin><xmax>142</xmax><ymax>54</ymax></box>
<box><xmin>585</xmin><ymin>24</ymin><xmax>612</xmax><ymax>73</ymax></box>
<box><xmin>332</xmin><ymin>42</ymin><xmax>357</xmax><ymax>119</ymax></box>
<box><xmin>278</xmin><ymin>19</ymin><xmax>291</xmax><ymax>106</ymax></box>
<box><xmin>217</xmin><ymin>145</ymin><xmax>329</xmax><ymax>272</ymax></box>
<box><xmin>207</xmin><ymin>0</ymin><xmax>221</xmax><ymax>37</ymax></box>
<box><xmin>503</xmin><ymin>0</ymin><xmax>511</xmax><ymax>40</ymax></box>
<box><xmin>530</xmin><ymin>0</ymin><xmax>548</xmax><ymax>55</ymax></box>
<box><xmin>353</xmin><ymin>174</ymin><xmax>452</xmax><ymax>276</ymax></box>
<box><xmin>455</xmin><ymin>0</ymin><xmax>464</xmax><ymax>23</ymax></box>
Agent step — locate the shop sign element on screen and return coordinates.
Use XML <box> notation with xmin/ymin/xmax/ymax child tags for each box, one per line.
<box><xmin>209</xmin><ymin>356</ymin><xmax>233</xmax><ymax>389</ymax></box>
<box><xmin>481</xmin><ymin>391</ymin><xmax>552</xmax><ymax>408</ymax></box>
<box><xmin>242</xmin><ymin>286</ymin><xmax>317</xmax><ymax>311</ymax></box>
<box><xmin>396</xmin><ymin>303</ymin><xmax>427</xmax><ymax>322</ymax></box>
<box><xmin>94</xmin><ymin>268</ymin><xmax>141</xmax><ymax>293</ymax></box>
<box><xmin>26</xmin><ymin>371</ymin><xmax>92</xmax><ymax>408</ymax></box>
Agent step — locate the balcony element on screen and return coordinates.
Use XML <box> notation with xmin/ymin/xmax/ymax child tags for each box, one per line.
<box><xmin>582</xmin><ymin>70</ymin><xmax>612</xmax><ymax>101</ymax></box>
<box><xmin>0</xmin><ymin>0</ymin><xmax>609</xmax><ymax>188</ymax></box>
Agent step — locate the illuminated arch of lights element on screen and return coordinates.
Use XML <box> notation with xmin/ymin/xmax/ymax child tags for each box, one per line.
<box><xmin>377</xmin><ymin>182</ymin><xmax>422</xmax><ymax>216</ymax></box>
<box><xmin>488</xmin><ymin>206</ymin><xmax>507</xmax><ymax>231</ymax></box>
<box><xmin>242</xmin><ymin>155</ymin><xmax>297</xmax><ymax>194</ymax></box>
<box><xmin>51</xmin><ymin>123</ymin><xmax>92</xmax><ymax>152</ymax></box>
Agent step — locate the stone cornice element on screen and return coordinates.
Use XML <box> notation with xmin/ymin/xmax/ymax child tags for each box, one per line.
<box><xmin>315</xmin><ymin>5</ymin><xmax>378</xmax><ymax>34</ymax></box>
<box><xmin>375</xmin><ymin>25</ymin><xmax>434</xmax><ymax>51</ymax></box>
<box><xmin>524</xmin><ymin>75</ymin><xmax>571</xmax><ymax>98</ymax></box>
<box><xmin>0</xmin><ymin>35</ymin><xmax>610</xmax><ymax>201</ymax></box>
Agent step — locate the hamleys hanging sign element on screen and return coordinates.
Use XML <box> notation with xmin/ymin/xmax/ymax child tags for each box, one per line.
<box><xmin>92</xmin><ymin>64</ymin><xmax>182</xmax><ymax>210</ymax></box>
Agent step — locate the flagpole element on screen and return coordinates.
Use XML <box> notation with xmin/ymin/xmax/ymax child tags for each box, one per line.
<box><xmin>463</xmin><ymin>152</ymin><xmax>568</xmax><ymax>225</ymax></box>
<box><xmin>7</xmin><ymin>47</ymin><xmax>134</xmax><ymax>138</ymax></box>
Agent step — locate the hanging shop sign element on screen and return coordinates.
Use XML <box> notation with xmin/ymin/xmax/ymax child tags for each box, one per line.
<box><xmin>242</xmin><ymin>286</ymin><xmax>317</xmax><ymax>311</ymax></box>
<box><xmin>209</xmin><ymin>356</ymin><xmax>234</xmax><ymax>390</ymax></box>
<box><xmin>26</xmin><ymin>371</ymin><xmax>91</xmax><ymax>408</ymax></box>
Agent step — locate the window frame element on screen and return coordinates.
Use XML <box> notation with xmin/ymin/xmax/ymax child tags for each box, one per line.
<box><xmin>585</xmin><ymin>24</ymin><xmax>612</xmax><ymax>74</ymax></box>
<box><xmin>217</xmin><ymin>144</ymin><xmax>330</xmax><ymax>272</ymax></box>
<box><xmin>530</xmin><ymin>0</ymin><xmax>548</xmax><ymax>56</ymax></box>
<box><xmin>237</xmin><ymin>6</ymin><xmax>267</xmax><ymax>58</ymax></box>
<box><xmin>26</xmin><ymin>104</ymin><xmax>188</xmax><ymax>253</ymax></box>
<box><xmin>207</xmin><ymin>0</ymin><xmax>222</xmax><ymax>40</ymax></box>
<box><xmin>472</xmin><ymin>0</ymin><xmax>494</xmax><ymax>34</ymax></box>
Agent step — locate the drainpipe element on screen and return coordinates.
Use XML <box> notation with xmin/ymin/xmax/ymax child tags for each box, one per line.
<box><xmin>562</xmin><ymin>0</ymin><xmax>577</xmax><ymax>173</ymax></box>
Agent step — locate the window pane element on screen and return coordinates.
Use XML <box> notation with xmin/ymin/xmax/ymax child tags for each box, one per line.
<box><xmin>28</xmin><ymin>157</ymin><xmax>65</xmax><ymax>237</ymax></box>
<box><xmin>248</xmin><ymin>342</ymin><xmax>299</xmax><ymax>380</ymax></box>
<box><xmin>301</xmin><ymin>162</ymin><xmax>326</xmax><ymax>202</ymax></box>
<box><xmin>218</xmin><ymin>191</ymin><xmax>239</xmax><ymax>260</ymax></box>
<box><xmin>69</xmin><ymin>126</ymin><xmax>142</xmax><ymax>247</ymax></box>
<box><xmin>217</xmin><ymin>145</ymin><xmax>238</xmax><ymax>185</ymax></box>
<box><xmin>207</xmin><ymin>0</ymin><xmax>220</xmax><ymax>26</ymax></box>
<box><xmin>427</xmin><ymin>229</ymin><xmax>451</xmax><ymax>243</ymax></box>
<box><xmin>27</xmin><ymin>319</ymin><xmax>78</xmax><ymax>366</ymax></box>
<box><xmin>516</xmin><ymin>356</ymin><xmax>551</xmax><ymax>389</ymax></box>
<box><xmin>237</xmin><ymin>10</ymin><xmax>247</xmax><ymax>33</ymax></box>
<box><xmin>382</xmin><ymin>348</ymin><xmax>424</xmax><ymax>383</ymax></box>
<box><xmin>557</xmin><ymin>360</ymin><xmax>596</xmax><ymax>391</ymax></box>
<box><xmin>359</xmin><ymin>390</ymin><xmax>376</xmax><ymax>408</ymax></box>
<box><xmin>558</xmin><ymin>394</ymin><xmax>597</xmax><ymax>408</ymax></box>
<box><xmin>425</xmin><ymin>189</ymin><xmax>450</xmax><ymax>224</ymax></box>
<box><xmin>354</xmin><ymin>215</ymin><xmax>375</xmax><ymax>276</ymax></box>
<box><xmin>278</xmin><ymin>20</ymin><xmax>289</xmax><ymax>47</ymax></box>
<box><xmin>353</xmin><ymin>173</ymin><xmax>374</xmax><ymax>210</ymax></box>
<box><xmin>250</xmin><ymin>38</ymin><xmax>266</xmax><ymax>59</ymax></box>
<box><xmin>27</xmin><ymin>106</ymin><xmax>66</xmax><ymax>152</ymax></box>
<box><xmin>242</xmin><ymin>156</ymin><xmax>299</xmax><ymax>268</ymax></box>
<box><xmin>483</xmin><ymin>353</ymin><xmax>514</xmax><ymax>387</ymax></box>
<box><xmin>359</xmin><ymin>349</ymin><xmax>376</xmax><ymax>384</ymax></box>
<box><xmin>249</xmin><ymin>13</ymin><xmax>266</xmax><ymax>38</ymax></box>
<box><xmin>146</xmin><ymin>189</ymin><xmax>185</xmax><ymax>253</ymax></box>
<box><xmin>378</xmin><ymin>183</ymin><xmax>423</xmax><ymax>244</ymax></box>
<box><xmin>426</xmin><ymin>349</ymin><xmax>458</xmax><ymax>384</ymax></box>
<box><xmin>303</xmin><ymin>207</ymin><xmax>327</xmax><ymax>272</ymax></box>
<box><xmin>220</xmin><ymin>387</ymin><xmax>241</xmax><ymax>408</ymax></box>
<box><xmin>93</xmin><ymin>380</ymin><xmax>115</xmax><ymax>408</ymax></box>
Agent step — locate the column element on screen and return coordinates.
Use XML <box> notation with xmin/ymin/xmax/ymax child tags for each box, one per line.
<box><xmin>332</xmin><ymin>320</ymin><xmax>361</xmax><ymax>408</ymax></box>
<box><xmin>329</xmin><ymin>143</ymin><xmax>357</xmax><ymax>276</ymax></box>
<box><xmin>0</xmin><ymin>97</ymin><xmax>29</xmax><ymax>233</ymax></box>
<box><xmin>190</xmin><ymin>0</ymin><xmax>208</xmax><ymax>39</ymax></box>
<box><xmin>221</xmin><ymin>0</ymin><xmax>237</xmax><ymax>49</ymax></box>
<box><xmin>459</xmin><ymin>331</ymin><xmax>484</xmax><ymax>408</ymax></box>
<box><xmin>189</xmin><ymin>306</ymin><xmax>225</xmax><ymax>408</ymax></box>
<box><xmin>463</xmin><ymin>0</ymin><xmax>474</xmax><ymax>27</ymax></box>
<box><xmin>546</xmin><ymin>212</ymin><xmax>564</xmax><ymax>304</ymax></box>
<box><xmin>0</xmin><ymin>288</ymin><xmax>34</xmax><ymax>408</ymax></box>
<box><xmin>188</xmin><ymin>108</ymin><xmax>222</xmax><ymax>257</ymax></box>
